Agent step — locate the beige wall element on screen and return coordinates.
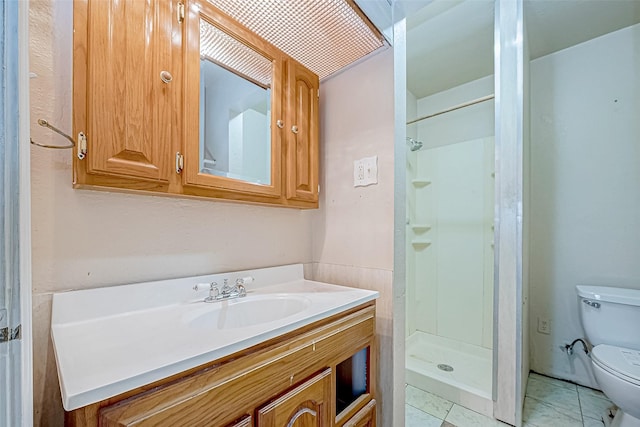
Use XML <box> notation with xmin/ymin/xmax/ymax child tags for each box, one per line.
<box><xmin>311</xmin><ymin>51</ymin><xmax>395</xmax><ymax>272</ymax></box>
<box><xmin>310</xmin><ymin>48</ymin><xmax>395</xmax><ymax>426</ymax></box>
<box><xmin>529</xmin><ymin>23</ymin><xmax>640</xmax><ymax>388</ymax></box>
<box><xmin>29</xmin><ymin>1</ymin><xmax>312</xmax><ymax>424</ymax></box>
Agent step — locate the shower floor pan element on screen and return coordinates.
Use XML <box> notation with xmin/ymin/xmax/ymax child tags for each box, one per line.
<box><xmin>406</xmin><ymin>331</ymin><xmax>493</xmax><ymax>417</ymax></box>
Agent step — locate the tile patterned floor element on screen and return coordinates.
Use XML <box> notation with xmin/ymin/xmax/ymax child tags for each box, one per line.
<box><xmin>406</xmin><ymin>372</ymin><xmax>616</xmax><ymax>427</ymax></box>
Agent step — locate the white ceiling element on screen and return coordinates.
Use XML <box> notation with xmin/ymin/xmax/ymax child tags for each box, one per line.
<box><xmin>406</xmin><ymin>0</ymin><xmax>640</xmax><ymax>99</ymax></box>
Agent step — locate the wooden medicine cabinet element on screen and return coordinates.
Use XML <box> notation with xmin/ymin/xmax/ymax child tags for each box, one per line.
<box><xmin>73</xmin><ymin>0</ymin><xmax>319</xmax><ymax>208</ymax></box>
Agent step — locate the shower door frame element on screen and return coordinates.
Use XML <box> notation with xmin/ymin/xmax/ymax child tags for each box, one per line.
<box><xmin>391</xmin><ymin>14</ymin><xmax>407</xmax><ymax>427</ymax></box>
<box><xmin>492</xmin><ymin>0</ymin><xmax>525</xmax><ymax>424</ymax></box>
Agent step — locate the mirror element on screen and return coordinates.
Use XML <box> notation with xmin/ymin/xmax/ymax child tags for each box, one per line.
<box><xmin>199</xmin><ymin>18</ymin><xmax>273</xmax><ymax>185</ymax></box>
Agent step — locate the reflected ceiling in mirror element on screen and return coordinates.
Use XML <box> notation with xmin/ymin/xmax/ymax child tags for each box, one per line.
<box><xmin>199</xmin><ymin>19</ymin><xmax>272</xmax><ymax>185</ymax></box>
<box><xmin>200</xmin><ymin>19</ymin><xmax>272</xmax><ymax>88</ymax></box>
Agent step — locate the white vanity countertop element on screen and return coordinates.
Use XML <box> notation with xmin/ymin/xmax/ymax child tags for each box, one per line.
<box><xmin>51</xmin><ymin>264</ymin><xmax>379</xmax><ymax>411</ymax></box>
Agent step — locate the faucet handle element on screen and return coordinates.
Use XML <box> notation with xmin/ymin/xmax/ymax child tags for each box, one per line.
<box><xmin>235</xmin><ymin>276</ymin><xmax>254</xmax><ymax>286</ymax></box>
<box><xmin>236</xmin><ymin>284</ymin><xmax>247</xmax><ymax>297</ymax></box>
<box><xmin>193</xmin><ymin>282</ymin><xmax>217</xmax><ymax>292</ymax></box>
<box><xmin>204</xmin><ymin>284</ymin><xmax>220</xmax><ymax>303</ymax></box>
<box><xmin>193</xmin><ymin>283</ymin><xmax>209</xmax><ymax>291</ymax></box>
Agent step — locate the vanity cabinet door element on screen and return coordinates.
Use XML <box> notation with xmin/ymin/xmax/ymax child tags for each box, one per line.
<box><xmin>343</xmin><ymin>400</ymin><xmax>376</xmax><ymax>427</ymax></box>
<box><xmin>285</xmin><ymin>60</ymin><xmax>320</xmax><ymax>205</ymax></box>
<box><xmin>257</xmin><ymin>369</ymin><xmax>331</xmax><ymax>427</ymax></box>
<box><xmin>82</xmin><ymin>0</ymin><xmax>176</xmax><ymax>182</ymax></box>
<box><xmin>225</xmin><ymin>415</ymin><xmax>253</xmax><ymax>427</ymax></box>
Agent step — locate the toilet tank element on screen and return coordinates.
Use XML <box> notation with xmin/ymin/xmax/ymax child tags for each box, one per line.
<box><xmin>577</xmin><ymin>285</ymin><xmax>640</xmax><ymax>349</ymax></box>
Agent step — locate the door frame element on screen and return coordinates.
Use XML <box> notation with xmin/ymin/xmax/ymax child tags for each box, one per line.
<box><xmin>18</xmin><ymin>0</ymin><xmax>34</xmax><ymax>424</ymax></box>
<box><xmin>1</xmin><ymin>0</ymin><xmax>32</xmax><ymax>424</ymax></box>
<box><xmin>492</xmin><ymin>0</ymin><xmax>525</xmax><ymax>424</ymax></box>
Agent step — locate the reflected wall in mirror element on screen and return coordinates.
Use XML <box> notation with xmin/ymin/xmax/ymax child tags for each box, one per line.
<box><xmin>199</xmin><ymin>18</ymin><xmax>273</xmax><ymax>185</ymax></box>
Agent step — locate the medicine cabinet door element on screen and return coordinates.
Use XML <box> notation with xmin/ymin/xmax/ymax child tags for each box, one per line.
<box><xmin>183</xmin><ymin>2</ymin><xmax>283</xmax><ymax>199</ymax></box>
<box><xmin>285</xmin><ymin>59</ymin><xmax>319</xmax><ymax>204</ymax></box>
<box><xmin>83</xmin><ymin>0</ymin><xmax>175</xmax><ymax>182</ymax></box>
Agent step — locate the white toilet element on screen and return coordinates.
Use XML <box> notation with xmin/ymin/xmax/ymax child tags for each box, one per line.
<box><xmin>578</xmin><ymin>285</ymin><xmax>640</xmax><ymax>427</ymax></box>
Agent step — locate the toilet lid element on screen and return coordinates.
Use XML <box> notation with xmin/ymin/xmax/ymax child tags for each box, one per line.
<box><xmin>592</xmin><ymin>344</ymin><xmax>640</xmax><ymax>386</ymax></box>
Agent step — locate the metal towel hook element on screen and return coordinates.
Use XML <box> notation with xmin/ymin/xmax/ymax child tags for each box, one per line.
<box><xmin>30</xmin><ymin>119</ymin><xmax>87</xmax><ymax>159</ymax></box>
<box><xmin>30</xmin><ymin>119</ymin><xmax>75</xmax><ymax>149</ymax></box>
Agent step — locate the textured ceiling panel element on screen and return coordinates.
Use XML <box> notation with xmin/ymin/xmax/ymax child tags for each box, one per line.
<box><xmin>207</xmin><ymin>0</ymin><xmax>385</xmax><ymax>79</ymax></box>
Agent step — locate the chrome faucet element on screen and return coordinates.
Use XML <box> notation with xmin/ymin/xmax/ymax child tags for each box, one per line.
<box><xmin>219</xmin><ymin>278</ymin><xmax>248</xmax><ymax>299</ymax></box>
<box><xmin>194</xmin><ymin>277</ymin><xmax>250</xmax><ymax>303</ymax></box>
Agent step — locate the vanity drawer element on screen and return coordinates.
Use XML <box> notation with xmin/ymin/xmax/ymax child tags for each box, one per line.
<box><xmin>92</xmin><ymin>305</ymin><xmax>375</xmax><ymax>427</ymax></box>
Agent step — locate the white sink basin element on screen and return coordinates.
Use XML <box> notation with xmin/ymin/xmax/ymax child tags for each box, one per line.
<box><xmin>184</xmin><ymin>294</ymin><xmax>312</xmax><ymax>329</ymax></box>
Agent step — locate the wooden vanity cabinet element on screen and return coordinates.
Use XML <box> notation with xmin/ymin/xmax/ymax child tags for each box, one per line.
<box><xmin>73</xmin><ymin>0</ymin><xmax>320</xmax><ymax>208</ymax></box>
<box><xmin>66</xmin><ymin>303</ymin><xmax>376</xmax><ymax>427</ymax></box>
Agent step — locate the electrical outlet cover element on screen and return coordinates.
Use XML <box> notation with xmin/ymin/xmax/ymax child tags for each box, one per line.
<box><xmin>537</xmin><ymin>317</ymin><xmax>551</xmax><ymax>335</ymax></box>
<box><xmin>354</xmin><ymin>156</ymin><xmax>378</xmax><ymax>187</ymax></box>
<box><xmin>353</xmin><ymin>159</ymin><xmax>365</xmax><ymax>186</ymax></box>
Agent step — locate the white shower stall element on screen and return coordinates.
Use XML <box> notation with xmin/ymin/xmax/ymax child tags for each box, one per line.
<box><xmin>406</xmin><ymin>74</ymin><xmax>496</xmax><ymax>413</ymax></box>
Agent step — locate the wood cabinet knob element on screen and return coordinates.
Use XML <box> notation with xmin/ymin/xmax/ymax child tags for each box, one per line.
<box><xmin>291</xmin><ymin>125</ymin><xmax>299</xmax><ymax>134</ymax></box>
<box><xmin>276</xmin><ymin>120</ymin><xmax>284</xmax><ymax>129</ymax></box>
<box><xmin>160</xmin><ymin>71</ymin><xmax>173</xmax><ymax>84</ymax></box>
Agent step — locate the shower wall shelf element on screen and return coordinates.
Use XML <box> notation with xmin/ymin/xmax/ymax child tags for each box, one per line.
<box><xmin>411</xmin><ymin>179</ymin><xmax>431</xmax><ymax>188</ymax></box>
<box><xmin>411</xmin><ymin>240</ymin><xmax>432</xmax><ymax>250</ymax></box>
<box><xmin>411</xmin><ymin>224</ymin><xmax>431</xmax><ymax>233</ymax></box>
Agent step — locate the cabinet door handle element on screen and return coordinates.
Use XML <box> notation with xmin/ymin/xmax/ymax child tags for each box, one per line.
<box><xmin>286</xmin><ymin>408</ymin><xmax>317</xmax><ymax>427</ymax></box>
<box><xmin>291</xmin><ymin>125</ymin><xmax>299</xmax><ymax>134</ymax></box>
<box><xmin>175</xmin><ymin>152</ymin><xmax>184</xmax><ymax>174</ymax></box>
<box><xmin>160</xmin><ymin>71</ymin><xmax>173</xmax><ymax>84</ymax></box>
<box><xmin>276</xmin><ymin>120</ymin><xmax>284</xmax><ymax>129</ymax></box>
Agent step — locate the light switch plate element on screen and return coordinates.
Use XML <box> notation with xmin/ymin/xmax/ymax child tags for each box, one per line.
<box><xmin>354</xmin><ymin>156</ymin><xmax>378</xmax><ymax>187</ymax></box>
